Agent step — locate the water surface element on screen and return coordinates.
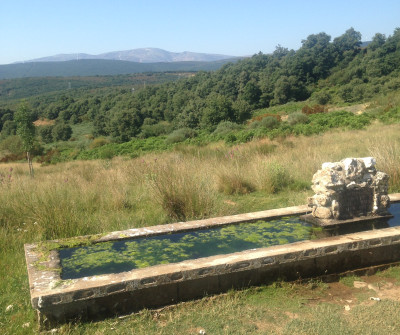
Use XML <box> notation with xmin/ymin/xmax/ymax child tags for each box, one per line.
<box><xmin>60</xmin><ymin>203</ymin><xmax>400</xmax><ymax>280</ymax></box>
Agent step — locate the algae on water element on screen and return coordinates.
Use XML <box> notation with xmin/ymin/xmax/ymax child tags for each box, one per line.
<box><xmin>60</xmin><ymin>217</ymin><xmax>317</xmax><ymax>279</ymax></box>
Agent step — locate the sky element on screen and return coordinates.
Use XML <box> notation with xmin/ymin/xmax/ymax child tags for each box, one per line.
<box><xmin>1</xmin><ymin>0</ymin><xmax>399</xmax><ymax>65</ymax></box>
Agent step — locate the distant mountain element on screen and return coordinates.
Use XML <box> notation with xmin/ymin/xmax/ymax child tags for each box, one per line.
<box><xmin>0</xmin><ymin>58</ymin><xmax>239</xmax><ymax>79</ymax></box>
<box><xmin>22</xmin><ymin>48</ymin><xmax>234</xmax><ymax>63</ymax></box>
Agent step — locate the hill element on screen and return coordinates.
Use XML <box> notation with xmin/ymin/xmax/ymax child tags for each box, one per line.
<box><xmin>0</xmin><ymin>58</ymin><xmax>238</xmax><ymax>79</ymax></box>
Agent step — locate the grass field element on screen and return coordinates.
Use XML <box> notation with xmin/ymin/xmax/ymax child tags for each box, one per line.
<box><xmin>1</xmin><ymin>121</ymin><xmax>400</xmax><ymax>334</ymax></box>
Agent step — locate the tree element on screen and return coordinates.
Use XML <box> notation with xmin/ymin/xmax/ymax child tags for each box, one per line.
<box><xmin>38</xmin><ymin>125</ymin><xmax>54</xmax><ymax>143</ymax></box>
<box><xmin>14</xmin><ymin>103</ymin><xmax>36</xmax><ymax>177</ymax></box>
<box><xmin>52</xmin><ymin>123</ymin><xmax>72</xmax><ymax>141</ymax></box>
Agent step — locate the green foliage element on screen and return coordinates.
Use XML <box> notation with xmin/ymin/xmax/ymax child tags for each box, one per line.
<box><xmin>213</xmin><ymin>121</ymin><xmax>242</xmax><ymax>136</ymax></box>
<box><xmin>1</xmin><ymin>27</ymin><xmax>400</xmax><ymax>163</ymax></box>
<box><xmin>260</xmin><ymin>116</ymin><xmax>280</xmax><ymax>129</ymax></box>
<box><xmin>0</xmin><ymin>120</ymin><xmax>16</xmax><ymax>137</ymax></box>
<box><xmin>88</xmin><ymin>137</ymin><xmax>110</xmax><ymax>149</ymax></box>
<box><xmin>288</xmin><ymin>112</ymin><xmax>310</xmax><ymax>126</ymax></box>
<box><xmin>0</xmin><ymin>135</ymin><xmax>24</xmax><ymax>155</ymax></box>
<box><xmin>38</xmin><ymin>125</ymin><xmax>54</xmax><ymax>143</ymax></box>
<box><xmin>14</xmin><ymin>103</ymin><xmax>35</xmax><ymax>152</ymax></box>
<box><xmin>165</xmin><ymin>128</ymin><xmax>197</xmax><ymax>144</ymax></box>
<box><xmin>52</xmin><ymin>122</ymin><xmax>73</xmax><ymax>141</ymax></box>
<box><xmin>264</xmin><ymin>162</ymin><xmax>292</xmax><ymax>193</ymax></box>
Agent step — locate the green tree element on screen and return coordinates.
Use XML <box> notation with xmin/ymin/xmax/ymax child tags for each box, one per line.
<box><xmin>14</xmin><ymin>103</ymin><xmax>36</xmax><ymax>177</ymax></box>
<box><xmin>52</xmin><ymin>123</ymin><xmax>73</xmax><ymax>141</ymax></box>
<box><xmin>38</xmin><ymin>125</ymin><xmax>55</xmax><ymax>143</ymax></box>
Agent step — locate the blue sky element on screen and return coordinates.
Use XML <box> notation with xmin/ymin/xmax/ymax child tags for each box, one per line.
<box><xmin>1</xmin><ymin>0</ymin><xmax>399</xmax><ymax>64</ymax></box>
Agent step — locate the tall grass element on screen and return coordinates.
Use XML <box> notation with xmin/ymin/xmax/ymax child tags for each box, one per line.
<box><xmin>2</xmin><ymin>122</ymin><xmax>400</xmax><ymax>333</ymax></box>
<box><xmin>145</xmin><ymin>154</ymin><xmax>219</xmax><ymax>221</ymax></box>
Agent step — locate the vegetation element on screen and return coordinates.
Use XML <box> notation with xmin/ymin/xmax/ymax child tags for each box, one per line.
<box><xmin>1</xmin><ymin>27</ymin><xmax>400</xmax><ymax>164</ymax></box>
<box><xmin>1</xmin><ymin>27</ymin><xmax>400</xmax><ymax>333</ymax></box>
<box><xmin>1</xmin><ymin>121</ymin><xmax>400</xmax><ymax>333</ymax></box>
<box><xmin>0</xmin><ymin>58</ymin><xmax>235</xmax><ymax>80</ymax></box>
<box><xmin>14</xmin><ymin>103</ymin><xmax>36</xmax><ymax>177</ymax></box>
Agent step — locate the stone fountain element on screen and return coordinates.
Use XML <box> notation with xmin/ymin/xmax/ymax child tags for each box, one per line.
<box><xmin>302</xmin><ymin>157</ymin><xmax>392</xmax><ymax>226</ymax></box>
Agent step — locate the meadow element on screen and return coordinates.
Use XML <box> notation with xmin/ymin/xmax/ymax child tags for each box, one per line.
<box><xmin>1</xmin><ymin>121</ymin><xmax>400</xmax><ymax>334</ymax></box>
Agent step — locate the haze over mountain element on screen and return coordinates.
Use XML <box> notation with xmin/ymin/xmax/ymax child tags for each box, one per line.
<box><xmin>22</xmin><ymin>48</ymin><xmax>235</xmax><ymax>63</ymax></box>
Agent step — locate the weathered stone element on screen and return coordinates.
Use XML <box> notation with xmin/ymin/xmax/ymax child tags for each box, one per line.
<box><xmin>309</xmin><ymin>157</ymin><xmax>390</xmax><ymax>220</ymax></box>
<box><xmin>331</xmin><ymin>200</ymin><xmax>340</xmax><ymax>219</ymax></box>
<box><xmin>342</xmin><ymin>158</ymin><xmax>366</xmax><ymax>182</ymax></box>
<box><xmin>361</xmin><ymin>157</ymin><xmax>376</xmax><ymax>170</ymax></box>
<box><xmin>313</xmin><ymin>207</ymin><xmax>332</xmax><ymax>219</ymax></box>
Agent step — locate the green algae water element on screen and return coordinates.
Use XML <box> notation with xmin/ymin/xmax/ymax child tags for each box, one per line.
<box><xmin>60</xmin><ymin>216</ymin><xmax>316</xmax><ymax>279</ymax></box>
<box><xmin>59</xmin><ymin>203</ymin><xmax>400</xmax><ymax>280</ymax></box>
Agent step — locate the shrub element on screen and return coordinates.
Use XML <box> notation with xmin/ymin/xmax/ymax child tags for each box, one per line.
<box><xmin>140</xmin><ymin>121</ymin><xmax>172</xmax><ymax>138</ymax></box>
<box><xmin>260</xmin><ymin>116</ymin><xmax>280</xmax><ymax>129</ymax></box>
<box><xmin>288</xmin><ymin>112</ymin><xmax>310</xmax><ymax>126</ymax></box>
<box><xmin>89</xmin><ymin>137</ymin><xmax>110</xmax><ymax>149</ymax></box>
<box><xmin>249</xmin><ymin>120</ymin><xmax>261</xmax><ymax>129</ymax></box>
<box><xmin>301</xmin><ymin>105</ymin><xmax>327</xmax><ymax>115</ymax></box>
<box><xmin>52</xmin><ymin>123</ymin><xmax>73</xmax><ymax>141</ymax></box>
<box><xmin>213</xmin><ymin>121</ymin><xmax>242</xmax><ymax>136</ymax></box>
<box><xmin>0</xmin><ymin>135</ymin><xmax>24</xmax><ymax>155</ymax></box>
<box><xmin>38</xmin><ymin>125</ymin><xmax>54</xmax><ymax>143</ymax></box>
<box><xmin>263</xmin><ymin>162</ymin><xmax>292</xmax><ymax>193</ymax></box>
<box><xmin>313</xmin><ymin>91</ymin><xmax>331</xmax><ymax>105</ymax></box>
<box><xmin>165</xmin><ymin>128</ymin><xmax>197</xmax><ymax>144</ymax></box>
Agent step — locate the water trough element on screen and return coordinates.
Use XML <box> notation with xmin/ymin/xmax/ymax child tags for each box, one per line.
<box><xmin>25</xmin><ymin>193</ymin><xmax>400</xmax><ymax>327</ymax></box>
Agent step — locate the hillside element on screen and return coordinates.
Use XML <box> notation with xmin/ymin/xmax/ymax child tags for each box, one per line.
<box><xmin>1</xmin><ymin>27</ymin><xmax>400</xmax><ymax>162</ymax></box>
<box><xmin>0</xmin><ymin>58</ymin><xmax>238</xmax><ymax>79</ymax></box>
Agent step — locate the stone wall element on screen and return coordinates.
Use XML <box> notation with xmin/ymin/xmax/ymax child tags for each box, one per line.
<box><xmin>308</xmin><ymin>157</ymin><xmax>390</xmax><ymax>220</ymax></box>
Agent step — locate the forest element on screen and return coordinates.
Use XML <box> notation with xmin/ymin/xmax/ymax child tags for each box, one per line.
<box><xmin>1</xmin><ymin>27</ymin><xmax>400</xmax><ymax>162</ymax></box>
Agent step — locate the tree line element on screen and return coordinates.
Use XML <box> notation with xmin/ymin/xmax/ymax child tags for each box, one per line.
<box><xmin>1</xmin><ymin>27</ymin><xmax>400</xmax><ymax>144</ymax></box>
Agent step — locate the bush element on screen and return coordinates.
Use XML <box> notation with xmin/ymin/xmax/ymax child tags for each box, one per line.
<box><xmin>288</xmin><ymin>112</ymin><xmax>309</xmax><ymax>126</ymax></box>
<box><xmin>52</xmin><ymin>123</ymin><xmax>73</xmax><ymax>141</ymax></box>
<box><xmin>38</xmin><ymin>125</ymin><xmax>54</xmax><ymax>144</ymax></box>
<box><xmin>140</xmin><ymin>121</ymin><xmax>173</xmax><ymax>138</ymax></box>
<box><xmin>263</xmin><ymin>162</ymin><xmax>292</xmax><ymax>193</ymax></box>
<box><xmin>213</xmin><ymin>121</ymin><xmax>242</xmax><ymax>136</ymax></box>
<box><xmin>260</xmin><ymin>116</ymin><xmax>280</xmax><ymax>129</ymax></box>
<box><xmin>313</xmin><ymin>91</ymin><xmax>331</xmax><ymax>105</ymax></box>
<box><xmin>89</xmin><ymin>137</ymin><xmax>110</xmax><ymax>149</ymax></box>
<box><xmin>165</xmin><ymin>128</ymin><xmax>197</xmax><ymax>144</ymax></box>
<box><xmin>0</xmin><ymin>135</ymin><xmax>24</xmax><ymax>155</ymax></box>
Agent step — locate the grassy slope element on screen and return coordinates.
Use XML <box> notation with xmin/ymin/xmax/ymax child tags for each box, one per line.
<box><xmin>1</xmin><ymin>121</ymin><xmax>400</xmax><ymax>334</ymax></box>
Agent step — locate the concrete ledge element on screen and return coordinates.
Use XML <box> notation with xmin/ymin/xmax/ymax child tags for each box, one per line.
<box><xmin>24</xmin><ymin>194</ymin><xmax>400</xmax><ymax>327</ymax></box>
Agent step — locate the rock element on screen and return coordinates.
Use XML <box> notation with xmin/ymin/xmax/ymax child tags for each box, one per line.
<box><xmin>361</xmin><ymin>157</ymin><xmax>376</xmax><ymax>170</ymax></box>
<box><xmin>331</xmin><ymin>200</ymin><xmax>340</xmax><ymax>219</ymax></box>
<box><xmin>380</xmin><ymin>194</ymin><xmax>391</xmax><ymax>208</ymax></box>
<box><xmin>310</xmin><ymin>157</ymin><xmax>389</xmax><ymax>220</ymax></box>
<box><xmin>342</xmin><ymin>158</ymin><xmax>366</xmax><ymax>182</ymax></box>
<box><xmin>314</xmin><ymin>207</ymin><xmax>332</xmax><ymax>219</ymax></box>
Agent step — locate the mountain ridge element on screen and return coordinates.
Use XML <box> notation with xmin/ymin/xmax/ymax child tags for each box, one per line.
<box><xmin>20</xmin><ymin>48</ymin><xmax>235</xmax><ymax>63</ymax></box>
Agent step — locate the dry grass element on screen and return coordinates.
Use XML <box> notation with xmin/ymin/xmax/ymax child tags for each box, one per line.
<box><xmin>1</xmin><ymin>122</ymin><xmax>400</xmax><ymax>334</ymax></box>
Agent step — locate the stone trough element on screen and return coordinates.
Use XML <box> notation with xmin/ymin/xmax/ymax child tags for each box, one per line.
<box><xmin>25</xmin><ymin>193</ymin><xmax>400</xmax><ymax>328</ymax></box>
